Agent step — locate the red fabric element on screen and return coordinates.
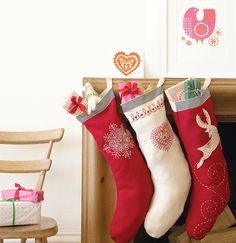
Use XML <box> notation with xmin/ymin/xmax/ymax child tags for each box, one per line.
<box><xmin>173</xmin><ymin>97</ymin><xmax>230</xmax><ymax>240</ymax></box>
<box><xmin>84</xmin><ymin>97</ymin><xmax>153</xmax><ymax>243</ymax></box>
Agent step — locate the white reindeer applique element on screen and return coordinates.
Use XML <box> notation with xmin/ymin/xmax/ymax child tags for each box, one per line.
<box><xmin>196</xmin><ymin>108</ymin><xmax>220</xmax><ymax>169</ymax></box>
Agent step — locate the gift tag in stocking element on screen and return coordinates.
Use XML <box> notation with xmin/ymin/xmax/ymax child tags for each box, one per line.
<box><xmin>63</xmin><ymin>84</ymin><xmax>153</xmax><ymax>243</ymax></box>
<box><xmin>120</xmin><ymin>83</ymin><xmax>191</xmax><ymax>238</ymax></box>
<box><xmin>165</xmin><ymin>78</ymin><xmax>230</xmax><ymax>240</ymax></box>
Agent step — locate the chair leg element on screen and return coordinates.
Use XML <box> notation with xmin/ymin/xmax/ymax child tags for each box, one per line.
<box><xmin>35</xmin><ymin>239</ymin><xmax>42</xmax><ymax>243</ymax></box>
<box><xmin>42</xmin><ymin>239</ymin><xmax>48</xmax><ymax>243</ymax></box>
<box><xmin>21</xmin><ymin>239</ymin><xmax>27</xmax><ymax>243</ymax></box>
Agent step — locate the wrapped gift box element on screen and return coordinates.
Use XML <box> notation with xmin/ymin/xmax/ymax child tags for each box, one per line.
<box><xmin>0</xmin><ymin>201</ymin><xmax>41</xmax><ymax>226</ymax></box>
<box><xmin>63</xmin><ymin>91</ymin><xmax>88</xmax><ymax>116</ymax></box>
<box><xmin>1</xmin><ymin>184</ymin><xmax>44</xmax><ymax>202</ymax></box>
<box><xmin>118</xmin><ymin>81</ymin><xmax>142</xmax><ymax>103</ymax></box>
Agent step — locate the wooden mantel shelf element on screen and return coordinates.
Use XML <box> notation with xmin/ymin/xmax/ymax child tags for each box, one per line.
<box><xmin>83</xmin><ymin>77</ymin><xmax>236</xmax><ymax>122</ymax></box>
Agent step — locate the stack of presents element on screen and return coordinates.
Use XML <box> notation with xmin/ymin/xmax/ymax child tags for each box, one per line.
<box><xmin>0</xmin><ymin>183</ymin><xmax>43</xmax><ymax>226</ymax></box>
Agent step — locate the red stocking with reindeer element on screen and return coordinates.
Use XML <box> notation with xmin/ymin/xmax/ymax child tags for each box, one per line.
<box><xmin>165</xmin><ymin>79</ymin><xmax>230</xmax><ymax>240</ymax></box>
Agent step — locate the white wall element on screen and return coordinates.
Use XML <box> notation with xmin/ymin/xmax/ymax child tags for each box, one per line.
<box><xmin>0</xmin><ymin>0</ymin><xmax>163</xmax><ymax>241</ymax></box>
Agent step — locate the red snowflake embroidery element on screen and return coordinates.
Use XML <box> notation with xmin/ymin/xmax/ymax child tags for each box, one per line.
<box><xmin>150</xmin><ymin>122</ymin><xmax>174</xmax><ymax>152</ymax></box>
<box><xmin>214</xmin><ymin>28</ymin><xmax>222</xmax><ymax>37</ymax></box>
<box><xmin>176</xmin><ymin>90</ymin><xmax>185</xmax><ymax>101</ymax></box>
<box><xmin>208</xmin><ymin>36</ymin><xmax>219</xmax><ymax>46</ymax></box>
<box><xmin>103</xmin><ymin>123</ymin><xmax>135</xmax><ymax>159</ymax></box>
<box><xmin>186</xmin><ymin>40</ymin><xmax>192</xmax><ymax>46</ymax></box>
<box><xmin>130</xmin><ymin>98</ymin><xmax>164</xmax><ymax>123</ymax></box>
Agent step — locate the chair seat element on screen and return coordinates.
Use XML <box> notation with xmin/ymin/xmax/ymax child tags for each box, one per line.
<box><xmin>0</xmin><ymin>217</ymin><xmax>58</xmax><ymax>239</ymax></box>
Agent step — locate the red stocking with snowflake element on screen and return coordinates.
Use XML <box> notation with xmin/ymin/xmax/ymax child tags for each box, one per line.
<box><xmin>63</xmin><ymin>88</ymin><xmax>153</xmax><ymax>243</ymax></box>
<box><xmin>165</xmin><ymin>79</ymin><xmax>230</xmax><ymax>240</ymax></box>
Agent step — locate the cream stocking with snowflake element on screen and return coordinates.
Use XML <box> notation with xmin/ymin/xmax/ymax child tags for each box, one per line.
<box><xmin>120</xmin><ymin>86</ymin><xmax>191</xmax><ymax>238</ymax></box>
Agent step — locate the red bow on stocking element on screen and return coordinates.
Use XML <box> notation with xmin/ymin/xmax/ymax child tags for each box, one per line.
<box><xmin>68</xmin><ymin>96</ymin><xmax>88</xmax><ymax>115</ymax></box>
<box><xmin>119</xmin><ymin>82</ymin><xmax>139</xmax><ymax>99</ymax></box>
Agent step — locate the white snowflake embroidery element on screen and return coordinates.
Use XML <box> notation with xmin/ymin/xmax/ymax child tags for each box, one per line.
<box><xmin>103</xmin><ymin>123</ymin><xmax>135</xmax><ymax>159</ymax></box>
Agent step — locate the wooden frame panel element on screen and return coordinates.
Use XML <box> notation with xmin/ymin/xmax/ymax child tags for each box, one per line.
<box><xmin>82</xmin><ymin>78</ymin><xmax>236</xmax><ymax>243</ymax></box>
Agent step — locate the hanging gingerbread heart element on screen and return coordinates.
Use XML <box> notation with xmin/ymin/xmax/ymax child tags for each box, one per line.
<box><xmin>113</xmin><ymin>51</ymin><xmax>141</xmax><ymax>76</ymax></box>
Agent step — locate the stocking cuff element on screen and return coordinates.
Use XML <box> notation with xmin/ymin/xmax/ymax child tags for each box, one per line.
<box><xmin>76</xmin><ymin>88</ymin><xmax>114</xmax><ymax>123</ymax></box>
<box><xmin>121</xmin><ymin>86</ymin><xmax>162</xmax><ymax>112</ymax></box>
<box><xmin>174</xmin><ymin>89</ymin><xmax>210</xmax><ymax>112</ymax></box>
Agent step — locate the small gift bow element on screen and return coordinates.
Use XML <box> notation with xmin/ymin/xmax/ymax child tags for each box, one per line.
<box><xmin>119</xmin><ymin>82</ymin><xmax>140</xmax><ymax>99</ymax></box>
<box><xmin>68</xmin><ymin>96</ymin><xmax>88</xmax><ymax>115</ymax></box>
<box><xmin>14</xmin><ymin>183</ymin><xmax>33</xmax><ymax>200</ymax></box>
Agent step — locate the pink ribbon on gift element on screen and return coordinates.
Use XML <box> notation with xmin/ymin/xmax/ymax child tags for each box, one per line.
<box><xmin>118</xmin><ymin>82</ymin><xmax>140</xmax><ymax>99</ymax></box>
<box><xmin>14</xmin><ymin>183</ymin><xmax>33</xmax><ymax>200</ymax></box>
<box><xmin>68</xmin><ymin>96</ymin><xmax>88</xmax><ymax>115</ymax></box>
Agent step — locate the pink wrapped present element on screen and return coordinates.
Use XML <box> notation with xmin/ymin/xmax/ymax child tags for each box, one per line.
<box><xmin>118</xmin><ymin>82</ymin><xmax>142</xmax><ymax>104</ymax></box>
<box><xmin>1</xmin><ymin>183</ymin><xmax>44</xmax><ymax>202</ymax></box>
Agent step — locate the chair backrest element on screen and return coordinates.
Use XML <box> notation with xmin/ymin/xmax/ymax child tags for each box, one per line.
<box><xmin>0</xmin><ymin>128</ymin><xmax>64</xmax><ymax>190</ymax></box>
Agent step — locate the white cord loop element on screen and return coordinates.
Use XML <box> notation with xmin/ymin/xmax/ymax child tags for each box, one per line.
<box><xmin>202</xmin><ymin>77</ymin><xmax>212</xmax><ymax>90</ymax></box>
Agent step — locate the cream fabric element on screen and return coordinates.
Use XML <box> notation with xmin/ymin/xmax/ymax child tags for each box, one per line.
<box><xmin>122</xmin><ymin>90</ymin><xmax>191</xmax><ymax>238</ymax></box>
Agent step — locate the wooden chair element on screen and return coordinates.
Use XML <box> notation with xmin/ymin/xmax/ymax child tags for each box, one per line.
<box><xmin>0</xmin><ymin>128</ymin><xmax>64</xmax><ymax>243</ymax></box>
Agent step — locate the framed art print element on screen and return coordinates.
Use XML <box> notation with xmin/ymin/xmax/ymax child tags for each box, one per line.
<box><xmin>162</xmin><ymin>0</ymin><xmax>236</xmax><ymax>77</ymax></box>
